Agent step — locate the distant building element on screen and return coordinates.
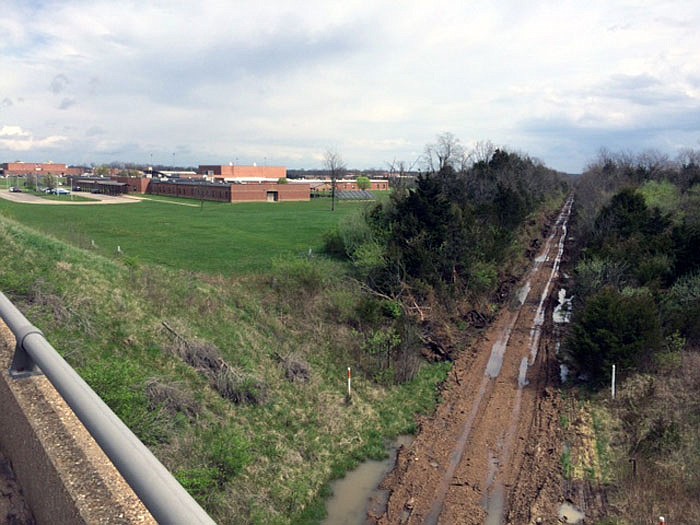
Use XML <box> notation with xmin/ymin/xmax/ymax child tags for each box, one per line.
<box><xmin>149</xmin><ymin>179</ymin><xmax>309</xmax><ymax>202</ymax></box>
<box><xmin>292</xmin><ymin>178</ymin><xmax>390</xmax><ymax>192</ymax></box>
<box><xmin>113</xmin><ymin>175</ymin><xmax>151</xmax><ymax>193</ymax></box>
<box><xmin>72</xmin><ymin>177</ymin><xmax>128</xmax><ymax>195</ymax></box>
<box><xmin>197</xmin><ymin>165</ymin><xmax>286</xmax><ymax>182</ymax></box>
<box><xmin>1</xmin><ymin>162</ymin><xmax>83</xmax><ymax>177</ymax></box>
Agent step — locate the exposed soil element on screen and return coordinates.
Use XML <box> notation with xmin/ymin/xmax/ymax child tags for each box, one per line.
<box><xmin>371</xmin><ymin>198</ymin><xmax>577</xmax><ymax>525</ymax></box>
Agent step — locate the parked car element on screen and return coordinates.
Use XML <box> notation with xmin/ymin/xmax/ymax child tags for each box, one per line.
<box><xmin>49</xmin><ymin>188</ymin><xmax>70</xmax><ymax>195</ymax></box>
<box><xmin>9</xmin><ymin>187</ymin><xmax>22</xmax><ymax>192</ymax></box>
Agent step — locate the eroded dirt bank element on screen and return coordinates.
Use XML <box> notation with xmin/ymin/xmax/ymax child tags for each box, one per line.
<box><xmin>372</xmin><ymin>197</ymin><xmax>574</xmax><ymax>525</ymax></box>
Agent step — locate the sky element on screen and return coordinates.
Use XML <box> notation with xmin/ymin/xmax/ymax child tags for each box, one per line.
<box><xmin>1</xmin><ymin>0</ymin><xmax>699</xmax><ymax>174</ymax></box>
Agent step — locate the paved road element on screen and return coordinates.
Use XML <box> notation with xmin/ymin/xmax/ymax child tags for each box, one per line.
<box><xmin>0</xmin><ymin>189</ymin><xmax>139</xmax><ymax>205</ymax></box>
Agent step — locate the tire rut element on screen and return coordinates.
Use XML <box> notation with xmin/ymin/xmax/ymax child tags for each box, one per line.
<box><xmin>374</xmin><ymin>197</ymin><xmax>573</xmax><ymax>525</ymax></box>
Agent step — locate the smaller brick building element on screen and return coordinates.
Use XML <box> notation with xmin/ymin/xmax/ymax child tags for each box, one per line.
<box><xmin>294</xmin><ymin>178</ymin><xmax>390</xmax><ymax>191</ymax></box>
<box><xmin>113</xmin><ymin>176</ymin><xmax>151</xmax><ymax>194</ymax></box>
<box><xmin>73</xmin><ymin>178</ymin><xmax>128</xmax><ymax>195</ymax></box>
<box><xmin>148</xmin><ymin>180</ymin><xmax>309</xmax><ymax>203</ymax></box>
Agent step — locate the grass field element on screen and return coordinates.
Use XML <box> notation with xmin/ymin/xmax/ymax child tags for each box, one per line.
<box><xmin>0</xmin><ymin>196</ymin><xmax>368</xmax><ymax>274</ymax></box>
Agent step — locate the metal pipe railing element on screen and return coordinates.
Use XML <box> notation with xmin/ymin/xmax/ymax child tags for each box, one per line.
<box><xmin>0</xmin><ymin>292</ymin><xmax>217</xmax><ymax>525</ymax></box>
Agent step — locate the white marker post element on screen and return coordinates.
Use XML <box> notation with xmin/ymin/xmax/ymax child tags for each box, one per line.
<box><xmin>347</xmin><ymin>367</ymin><xmax>352</xmax><ymax>399</ymax></box>
<box><xmin>611</xmin><ymin>364</ymin><xmax>616</xmax><ymax>400</ymax></box>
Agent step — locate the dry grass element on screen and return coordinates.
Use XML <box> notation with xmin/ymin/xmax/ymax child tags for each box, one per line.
<box><xmin>164</xmin><ymin>333</ymin><xmax>268</xmax><ymax>406</ymax></box>
<box><xmin>145</xmin><ymin>378</ymin><xmax>201</xmax><ymax>419</ymax></box>
<box><xmin>606</xmin><ymin>350</ymin><xmax>700</xmax><ymax>524</ymax></box>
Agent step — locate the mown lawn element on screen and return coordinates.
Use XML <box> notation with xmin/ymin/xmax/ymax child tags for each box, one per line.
<box><xmin>0</xmin><ymin>196</ymin><xmax>367</xmax><ymax>274</ymax></box>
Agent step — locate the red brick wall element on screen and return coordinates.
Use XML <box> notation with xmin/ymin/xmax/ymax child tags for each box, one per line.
<box><xmin>147</xmin><ymin>181</ymin><xmax>308</xmax><ymax>203</ymax></box>
<box><xmin>2</xmin><ymin>163</ymin><xmax>70</xmax><ymax>176</ymax></box>
<box><xmin>113</xmin><ymin>176</ymin><xmax>151</xmax><ymax>194</ymax></box>
<box><xmin>231</xmin><ymin>183</ymin><xmax>309</xmax><ymax>202</ymax></box>
<box><xmin>148</xmin><ymin>182</ymin><xmax>232</xmax><ymax>202</ymax></box>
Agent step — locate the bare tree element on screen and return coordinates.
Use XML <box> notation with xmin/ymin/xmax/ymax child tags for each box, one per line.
<box><xmin>324</xmin><ymin>148</ymin><xmax>346</xmax><ymax>211</ymax></box>
<box><xmin>423</xmin><ymin>132</ymin><xmax>466</xmax><ymax>173</ymax></box>
<box><xmin>467</xmin><ymin>140</ymin><xmax>496</xmax><ymax>166</ymax></box>
<box><xmin>387</xmin><ymin>157</ymin><xmax>420</xmax><ymax>190</ymax></box>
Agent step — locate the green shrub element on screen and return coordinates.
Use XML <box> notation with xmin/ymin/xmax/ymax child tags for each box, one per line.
<box><xmin>567</xmin><ymin>287</ymin><xmax>662</xmax><ymax>385</ymax></box>
<box><xmin>469</xmin><ymin>261</ymin><xmax>498</xmax><ymax>295</ymax></box>
<box><xmin>203</xmin><ymin>424</ymin><xmax>251</xmax><ymax>483</ymax></box>
<box><xmin>271</xmin><ymin>256</ymin><xmax>331</xmax><ymax>297</ymax></box>
<box><xmin>322</xmin><ymin>227</ymin><xmax>345</xmax><ymax>258</ymax></box>
<box><xmin>662</xmin><ymin>272</ymin><xmax>700</xmax><ymax>342</ymax></box>
<box><xmin>176</xmin><ymin>467</ymin><xmax>220</xmax><ymax>498</ymax></box>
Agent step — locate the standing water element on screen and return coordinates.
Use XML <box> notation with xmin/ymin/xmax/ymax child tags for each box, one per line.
<box><xmin>322</xmin><ymin>435</ymin><xmax>413</xmax><ymax>525</ymax></box>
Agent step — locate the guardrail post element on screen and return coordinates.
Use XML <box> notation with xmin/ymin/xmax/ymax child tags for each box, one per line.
<box><xmin>0</xmin><ymin>293</ymin><xmax>44</xmax><ymax>379</ymax></box>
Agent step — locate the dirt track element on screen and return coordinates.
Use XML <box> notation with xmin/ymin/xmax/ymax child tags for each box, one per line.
<box><xmin>373</xmin><ymin>197</ymin><xmax>574</xmax><ymax>525</ymax></box>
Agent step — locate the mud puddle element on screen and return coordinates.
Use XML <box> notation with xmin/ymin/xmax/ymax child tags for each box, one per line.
<box><xmin>323</xmin><ymin>435</ymin><xmax>413</xmax><ymax>525</ymax></box>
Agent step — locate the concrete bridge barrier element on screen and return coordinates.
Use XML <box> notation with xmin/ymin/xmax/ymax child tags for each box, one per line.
<box><xmin>0</xmin><ymin>319</ymin><xmax>155</xmax><ymax>524</ymax></box>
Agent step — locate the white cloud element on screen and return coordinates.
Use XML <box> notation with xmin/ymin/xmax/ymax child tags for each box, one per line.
<box><xmin>0</xmin><ymin>126</ymin><xmax>31</xmax><ymax>138</ymax></box>
<box><xmin>0</xmin><ymin>126</ymin><xmax>67</xmax><ymax>151</ymax></box>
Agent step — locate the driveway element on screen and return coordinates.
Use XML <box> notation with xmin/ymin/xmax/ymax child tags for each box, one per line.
<box><xmin>0</xmin><ymin>190</ymin><xmax>140</xmax><ymax>205</ymax></box>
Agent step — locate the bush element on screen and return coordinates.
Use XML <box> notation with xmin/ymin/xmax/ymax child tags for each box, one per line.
<box><xmin>271</xmin><ymin>256</ymin><xmax>331</xmax><ymax>297</ymax></box>
<box><xmin>205</xmin><ymin>424</ymin><xmax>251</xmax><ymax>481</ymax></box>
<box><xmin>567</xmin><ymin>287</ymin><xmax>662</xmax><ymax>385</ymax></box>
<box><xmin>662</xmin><ymin>272</ymin><xmax>700</xmax><ymax>342</ymax></box>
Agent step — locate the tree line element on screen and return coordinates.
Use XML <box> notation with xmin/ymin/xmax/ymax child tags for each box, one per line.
<box><xmin>566</xmin><ymin>148</ymin><xmax>700</xmax><ymax>385</ymax></box>
<box><xmin>323</xmin><ymin>133</ymin><xmax>570</xmax><ymax>381</ymax></box>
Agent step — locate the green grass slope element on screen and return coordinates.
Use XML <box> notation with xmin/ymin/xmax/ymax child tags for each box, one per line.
<box><xmin>0</xmin><ymin>213</ymin><xmax>448</xmax><ymax>524</ymax></box>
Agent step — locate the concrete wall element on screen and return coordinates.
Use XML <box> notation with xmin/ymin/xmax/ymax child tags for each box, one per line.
<box><xmin>0</xmin><ymin>321</ymin><xmax>155</xmax><ymax>525</ymax></box>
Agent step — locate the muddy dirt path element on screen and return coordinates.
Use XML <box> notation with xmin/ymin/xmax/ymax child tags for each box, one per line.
<box><xmin>373</xmin><ymin>197</ymin><xmax>573</xmax><ymax>525</ymax></box>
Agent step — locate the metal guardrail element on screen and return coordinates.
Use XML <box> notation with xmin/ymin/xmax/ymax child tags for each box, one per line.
<box><xmin>0</xmin><ymin>291</ymin><xmax>217</xmax><ymax>525</ymax></box>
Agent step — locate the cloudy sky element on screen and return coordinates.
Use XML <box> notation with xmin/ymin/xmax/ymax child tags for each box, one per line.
<box><xmin>1</xmin><ymin>0</ymin><xmax>699</xmax><ymax>173</ymax></box>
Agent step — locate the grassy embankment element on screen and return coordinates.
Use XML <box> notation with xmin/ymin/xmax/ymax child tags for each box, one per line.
<box><xmin>0</xmin><ymin>196</ymin><xmax>450</xmax><ymax>524</ymax></box>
